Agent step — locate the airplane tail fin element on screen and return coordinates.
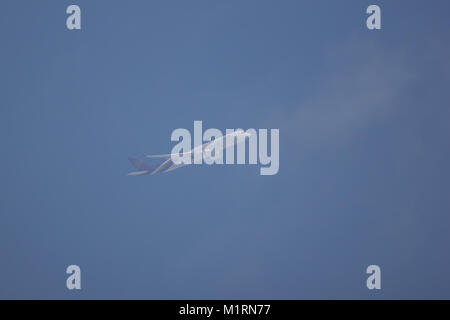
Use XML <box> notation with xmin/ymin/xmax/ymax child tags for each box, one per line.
<box><xmin>127</xmin><ymin>157</ymin><xmax>171</xmax><ymax>176</ymax></box>
<box><xmin>128</xmin><ymin>157</ymin><xmax>152</xmax><ymax>171</ymax></box>
<box><xmin>127</xmin><ymin>157</ymin><xmax>160</xmax><ymax>176</ymax></box>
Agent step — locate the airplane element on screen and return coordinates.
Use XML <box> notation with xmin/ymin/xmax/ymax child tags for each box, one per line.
<box><xmin>128</xmin><ymin>130</ymin><xmax>251</xmax><ymax>176</ymax></box>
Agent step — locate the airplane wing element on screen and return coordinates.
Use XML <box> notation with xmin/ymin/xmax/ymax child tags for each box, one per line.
<box><xmin>145</xmin><ymin>154</ymin><xmax>172</xmax><ymax>158</ymax></box>
<box><xmin>146</xmin><ymin>140</ymin><xmax>215</xmax><ymax>159</ymax></box>
<box><xmin>145</xmin><ymin>149</ymin><xmax>195</xmax><ymax>159</ymax></box>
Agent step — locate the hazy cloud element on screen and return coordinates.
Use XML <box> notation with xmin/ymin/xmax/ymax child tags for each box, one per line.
<box><xmin>275</xmin><ymin>41</ymin><xmax>416</xmax><ymax>150</ymax></box>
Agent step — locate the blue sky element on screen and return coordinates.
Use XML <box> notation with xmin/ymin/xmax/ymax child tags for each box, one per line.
<box><xmin>1</xmin><ymin>0</ymin><xmax>450</xmax><ymax>299</ymax></box>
